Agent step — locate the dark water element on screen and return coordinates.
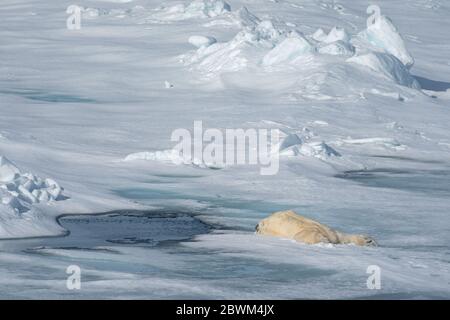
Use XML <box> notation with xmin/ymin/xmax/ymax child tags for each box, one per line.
<box><xmin>0</xmin><ymin>88</ymin><xmax>96</xmax><ymax>103</ymax></box>
<box><xmin>18</xmin><ymin>210</ymin><xmax>212</xmax><ymax>251</ymax></box>
<box><xmin>336</xmin><ymin>168</ymin><xmax>450</xmax><ymax>197</ymax></box>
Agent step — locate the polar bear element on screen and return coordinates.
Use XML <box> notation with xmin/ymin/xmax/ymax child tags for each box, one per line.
<box><xmin>255</xmin><ymin>210</ymin><xmax>376</xmax><ymax>246</ymax></box>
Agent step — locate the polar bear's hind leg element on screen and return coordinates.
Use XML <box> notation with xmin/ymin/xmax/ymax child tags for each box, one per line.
<box><xmin>293</xmin><ymin>228</ymin><xmax>331</xmax><ymax>244</ymax></box>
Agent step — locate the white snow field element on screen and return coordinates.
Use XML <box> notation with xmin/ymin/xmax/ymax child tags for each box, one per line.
<box><xmin>0</xmin><ymin>0</ymin><xmax>449</xmax><ymax>299</ymax></box>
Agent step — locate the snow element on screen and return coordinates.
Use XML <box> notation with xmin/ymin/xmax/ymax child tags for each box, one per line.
<box><xmin>0</xmin><ymin>0</ymin><xmax>449</xmax><ymax>299</ymax></box>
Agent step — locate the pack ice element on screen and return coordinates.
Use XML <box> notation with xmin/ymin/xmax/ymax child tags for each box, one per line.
<box><xmin>0</xmin><ymin>156</ymin><xmax>66</xmax><ymax>238</ymax></box>
<box><xmin>182</xmin><ymin>7</ymin><xmax>419</xmax><ymax>90</ymax></box>
<box><xmin>152</xmin><ymin>0</ymin><xmax>231</xmax><ymax>21</ymax></box>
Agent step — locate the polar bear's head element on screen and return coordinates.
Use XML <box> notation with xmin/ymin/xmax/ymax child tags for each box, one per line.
<box><xmin>347</xmin><ymin>234</ymin><xmax>378</xmax><ymax>246</ymax></box>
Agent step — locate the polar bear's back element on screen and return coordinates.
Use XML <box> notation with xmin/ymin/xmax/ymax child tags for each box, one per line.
<box><xmin>256</xmin><ymin>210</ymin><xmax>340</xmax><ymax>244</ymax></box>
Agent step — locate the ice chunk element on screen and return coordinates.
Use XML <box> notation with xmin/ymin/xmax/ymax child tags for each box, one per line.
<box><xmin>188</xmin><ymin>35</ymin><xmax>217</xmax><ymax>48</ymax></box>
<box><xmin>81</xmin><ymin>7</ymin><xmax>102</xmax><ymax>19</ymax></box>
<box><xmin>0</xmin><ymin>156</ymin><xmax>20</xmax><ymax>183</ymax></box>
<box><xmin>234</xmin><ymin>6</ymin><xmax>260</xmax><ymax>28</ymax></box>
<box><xmin>323</xmin><ymin>27</ymin><xmax>350</xmax><ymax>44</ymax></box>
<box><xmin>183</xmin><ymin>25</ymin><xmax>279</xmax><ymax>74</ymax></box>
<box><xmin>183</xmin><ymin>14</ymin><xmax>289</xmax><ymax>75</ymax></box>
<box><xmin>262</xmin><ymin>32</ymin><xmax>313</xmax><ymax>66</ymax></box>
<box><xmin>312</xmin><ymin>28</ymin><xmax>327</xmax><ymax>42</ymax></box>
<box><xmin>154</xmin><ymin>0</ymin><xmax>231</xmax><ymax>20</ymax></box>
<box><xmin>318</xmin><ymin>40</ymin><xmax>354</xmax><ymax>56</ymax></box>
<box><xmin>186</xmin><ymin>0</ymin><xmax>231</xmax><ymax>18</ymax></box>
<box><xmin>164</xmin><ymin>81</ymin><xmax>173</xmax><ymax>89</ymax></box>
<box><xmin>22</xmin><ymin>178</ymin><xmax>35</xmax><ymax>191</ymax></box>
<box><xmin>0</xmin><ymin>155</ymin><xmax>66</xmax><ymax>219</ymax></box>
<box><xmin>276</xmin><ymin>134</ymin><xmax>340</xmax><ymax>160</ymax></box>
<box><xmin>356</xmin><ymin>15</ymin><xmax>414</xmax><ymax>68</ymax></box>
<box><xmin>280</xmin><ymin>141</ymin><xmax>340</xmax><ymax>159</ymax></box>
<box><xmin>125</xmin><ymin>149</ymin><xmax>184</xmax><ymax>163</ymax></box>
<box><xmin>299</xmin><ymin>142</ymin><xmax>341</xmax><ymax>158</ymax></box>
<box><xmin>348</xmin><ymin>52</ymin><xmax>420</xmax><ymax>88</ymax></box>
<box><xmin>45</xmin><ymin>178</ymin><xmax>60</xmax><ymax>189</ymax></box>
<box><xmin>183</xmin><ymin>37</ymin><xmax>248</xmax><ymax>74</ymax></box>
<box><xmin>38</xmin><ymin>190</ymin><xmax>50</xmax><ymax>202</ymax></box>
<box><xmin>255</xmin><ymin>20</ymin><xmax>281</xmax><ymax>42</ymax></box>
<box><xmin>277</xmin><ymin>133</ymin><xmax>303</xmax><ymax>151</ymax></box>
<box><xmin>124</xmin><ymin>150</ymin><xmax>220</xmax><ymax>169</ymax></box>
<box><xmin>47</xmin><ymin>186</ymin><xmax>62</xmax><ymax>200</ymax></box>
<box><xmin>18</xmin><ymin>185</ymin><xmax>38</xmax><ymax>204</ymax></box>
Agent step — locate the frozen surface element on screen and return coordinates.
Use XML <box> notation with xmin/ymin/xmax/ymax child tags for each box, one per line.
<box><xmin>0</xmin><ymin>0</ymin><xmax>449</xmax><ymax>299</ymax></box>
